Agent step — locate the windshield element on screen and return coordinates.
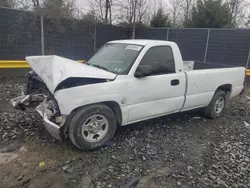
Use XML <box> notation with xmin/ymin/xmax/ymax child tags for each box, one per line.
<box><xmin>86</xmin><ymin>43</ymin><xmax>143</xmax><ymax>74</ymax></box>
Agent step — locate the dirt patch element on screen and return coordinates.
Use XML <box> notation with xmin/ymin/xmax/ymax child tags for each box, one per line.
<box><xmin>0</xmin><ymin>77</ymin><xmax>250</xmax><ymax>188</ymax></box>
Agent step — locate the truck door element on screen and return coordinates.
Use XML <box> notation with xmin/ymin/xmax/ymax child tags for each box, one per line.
<box><xmin>126</xmin><ymin>46</ymin><xmax>186</xmax><ymax>123</ymax></box>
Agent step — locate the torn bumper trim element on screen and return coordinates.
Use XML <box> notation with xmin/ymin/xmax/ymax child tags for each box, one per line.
<box><xmin>36</xmin><ymin>108</ymin><xmax>62</xmax><ymax>141</ymax></box>
<box><xmin>11</xmin><ymin>94</ymin><xmax>65</xmax><ymax>141</ymax></box>
<box><xmin>11</xmin><ymin>94</ymin><xmax>45</xmax><ymax>110</ymax></box>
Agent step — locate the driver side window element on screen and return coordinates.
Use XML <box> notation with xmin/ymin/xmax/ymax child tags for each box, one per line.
<box><xmin>140</xmin><ymin>46</ymin><xmax>175</xmax><ymax>75</ymax></box>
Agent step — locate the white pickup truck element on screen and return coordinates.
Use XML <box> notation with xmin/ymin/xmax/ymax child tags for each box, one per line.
<box><xmin>11</xmin><ymin>40</ymin><xmax>245</xmax><ymax>150</ymax></box>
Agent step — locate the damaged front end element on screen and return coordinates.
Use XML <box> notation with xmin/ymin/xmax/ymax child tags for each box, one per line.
<box><xmin>10</xmin><ymin>71</ymin><xmax>67</xmax><ymax>140</ymax></box>
<box><xmin>10</xmin><ymin>55</ymin><xmax>118</xmax><ymax>141</ymax></box>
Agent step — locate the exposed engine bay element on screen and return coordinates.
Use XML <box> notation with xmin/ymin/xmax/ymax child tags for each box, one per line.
<box><xmin>11</xmin><ymin>71</ymin><xmax>59</xmax><ymax>113</ymax></box>
<box><xmin>10</xmin><ymin>71</ymin><xmax>66</xmax><ymax>140</ymax></box>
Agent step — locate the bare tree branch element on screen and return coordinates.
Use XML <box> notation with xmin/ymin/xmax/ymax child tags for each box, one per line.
<box><xmin>0</xmin><ymin>0</ymin><xmax>17</xmax><ymax>7</ymax></box>
<box><xmin>89</xmin><ymin>0</ymin><xmax>113</xmax><ymax>24</ymax></box>
<box><xmin>116</xmin><ymin>0</ymin><xmax>148</xmax><ymax>25</ymax></box>
<box><xmin>168</xmin><ymin>0</ymin><xmax>182</xmax><ymax>27</ymax></box>
<box><xmin>225</xmin><ymin>0</ymin><xmax>249</xmax><ymax>27</ymax></box>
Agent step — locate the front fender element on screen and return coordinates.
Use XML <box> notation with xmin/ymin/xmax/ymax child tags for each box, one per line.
<box><xmin>56</xmin><ymin>93</ymin><xmax>122</xmax><ymax>114</ymax></box>
<box><xmin>54</xmin><ymin>78</ymin><xmax>130</xmax><ymax>124</ymax></box>
<box><xmin>55</xmin><ymin>91</ymin><xmax>129</xmax><ymax>125</ymax></box>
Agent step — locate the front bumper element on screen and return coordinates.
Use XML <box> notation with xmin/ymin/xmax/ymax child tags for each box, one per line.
<box><xmin>11</xmin><ymin>94</ymin><xmax>66</xmax><ymax>141</ymax></box>
<box><xmin>36</xmin><ymin>106</ymin><xmax>62</xmax><ymax>140</ymax></box>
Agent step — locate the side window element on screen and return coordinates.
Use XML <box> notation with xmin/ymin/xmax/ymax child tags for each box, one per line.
<box><xmin>140</xmin><ymin>46</ymin><xmax>175</xmax><ymax>75</ymax></box>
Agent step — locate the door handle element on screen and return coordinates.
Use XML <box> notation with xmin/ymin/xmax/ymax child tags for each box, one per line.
<box><xmin>171</xmin><ymin>79</ymin><xmax>179</xmax><ymax>86</ymax></box>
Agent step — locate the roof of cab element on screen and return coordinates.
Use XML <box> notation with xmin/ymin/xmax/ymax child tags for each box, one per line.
<box><xmin>108</xmin><ymin>39</ymin><xmax>175</xmax><ymax>46</ymax></box>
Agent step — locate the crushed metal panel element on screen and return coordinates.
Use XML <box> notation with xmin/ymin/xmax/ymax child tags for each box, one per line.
<box><xmin>26</xmin><ymin>55</ymin><xmax>117</xmax><ymax>93</ymax></box>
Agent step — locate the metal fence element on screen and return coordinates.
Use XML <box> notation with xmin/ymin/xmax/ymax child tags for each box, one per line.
<box><xmin>1</xmin><ymin>6</ymin><xmax>250</xmax><ymax>73</ymax></box>
<box><xmin>0</xmin><ymin>7</ymin><xmax>128</xmax><ymax>62</ymax></box>
<box><xmin>135</xmin><ymin>28</ymin><xmax>250</xmax><ymax>68</ymax></box>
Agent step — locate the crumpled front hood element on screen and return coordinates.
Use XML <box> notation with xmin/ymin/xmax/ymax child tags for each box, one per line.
<box><xmin>26</xmin><ymin>55</ymin><xmax>117</xmax><ymax>93</ymax></box>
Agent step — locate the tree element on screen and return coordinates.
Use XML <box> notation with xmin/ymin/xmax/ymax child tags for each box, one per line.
<box><xmin>19</xmin><ymin>0</ymin><xmax>76</xmax><ymax>19</ymax></box>
<box><xmin>18</xmin><ymin>0</ymin><xmax>44</xmax><ymax>9</ymax></box>
<box><xmin>0</xmin><ymin>0</ymin><xmax>16</xmax><ymax>7</ymax></box>
<box><xmin>118</xmin><ymin>21</ymin><xmax>147</xmax><ymax>28</ymax></box>
<box><xmin>225</xmin><ymin>0</ymin><xmax>249</xmax><ymax>27</ymax></box>
<box><xmin>150</xmin><ymin>7</ymin><xmax>172</xmax><ymax>27</ymax></box>
<box><xmin>246</xmin><ymin>15</ymin><xmax>250</xmax><ymax>27</ymax></box>
<box><xmin>81</xmin><ymin>10</ymin><xmax>102</xmax><ymax>24</ymax></box>
<box><xmin>31</xmin><ymin>0</ymin><xmax>41</xmax><ymax>6</ymax></box>
<box><xmin>185</xmin><ymin>0</ymin><xmax>232</xmax><ymax>28</ymax></box>
<box><xmin>169</xmin><ymin>0</ymin><xmax>182</xmax><ymax>27</ymax></box>
<box><xmin>180</xmin><ymin>0</ymin><xmax>194</xmax><ymax>23</ymax></box>
<box><xmin>42</xmin><ymin>0</ymin><xmax>76</xmax><ymax>18</ymax></box>
<box><xmin>89</xmin><ymin>0</ymin><xmax>113</xmax><ymax>24</ymax></box>
<box><xmin>115</xmin><ymin>0</ymin><xmax>149</xmax><ymax>38</ymax></box>
<box><xmin>116</xmin><ymin>0</ymin><xmax>149</xmax><ymax>26</ymax></box>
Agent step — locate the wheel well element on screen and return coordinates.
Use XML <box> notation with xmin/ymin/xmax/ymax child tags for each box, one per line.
<box><xmin>63</xmin><ymin>101</ymin><xmax>123</xmax><ymax>137</ymax></box>
<box><xmin>102</xmin><ymin>101</ymin><xmax>122</xmax><ymax>126</ymax></box>
<box><xmin>217</xmin><ymin>84</ymin><xmax>232</xmax><ymax>93</ymax></box>
<box><xmin>69</xmin><ymin>101</ymin><xmax>122</xmax><ymax>126</ymax></box>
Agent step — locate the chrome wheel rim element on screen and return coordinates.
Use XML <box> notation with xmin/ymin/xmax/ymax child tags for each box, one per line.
<box><xmin>81</xmin><ymin>114</ymin><xmax>109</xmax><ymax>143</ymax></box>
<box><xmin>214</xmin><ymin>96</ymin><xmax>225</xmax><ymax>114</ymax></box>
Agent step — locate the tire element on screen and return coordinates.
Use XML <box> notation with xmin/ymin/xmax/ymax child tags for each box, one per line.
<box><xmin>204</xmin><ymin>90</ymin><xmax>227</xmax><ymax>119</ymax></box>
<box><xmin>68</xmin><ymin>104</ymin><xmax>117</xmax><ymax>151</ymax></box>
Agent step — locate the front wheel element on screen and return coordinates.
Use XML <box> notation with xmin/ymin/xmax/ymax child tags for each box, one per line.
<box><xmin>68</xmin><ymin>104</ymin><xmax>117</xmax><ymax>151</ymax></box>
<box><xmin>204</xmin><ymin>90</ymin><xmax>227</xmax><ymax>119</ymax></box>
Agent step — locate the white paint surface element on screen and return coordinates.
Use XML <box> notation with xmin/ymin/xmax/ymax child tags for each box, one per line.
<box><xmin>26</xmin><ymin>55</ymin><xmax>116</xmax><ymax>93</ymax></box>
<box><xmin>27</xmin><ymin>39</ymin><xmax>245</xmax><ymax>126</ymax></box>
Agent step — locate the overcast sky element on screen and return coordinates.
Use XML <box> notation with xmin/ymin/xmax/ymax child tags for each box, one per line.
<box><xmin>75</xmin><ymin>0</ymin><xmax>166</xmax><ymax>10</ymax></box>
<box><xmin>75</xmin><ymin>0</ymin><xmax>250</xmax><ymax>18</ymax></box>
<box><xmin>76</xmin><ymin>0</ymin><xmax>89</xmax><ymax>11</ymax></box>
<box><xmin>75</xmin><ymin>0</ymin><xmax>163</xmax><ymax>12</ymax></box>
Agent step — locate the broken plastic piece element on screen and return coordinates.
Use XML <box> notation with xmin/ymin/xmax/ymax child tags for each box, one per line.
<box><xmin>10</xmin><ymin>94</ymin><xmax>45</xmax><ymax>110</ymax></box>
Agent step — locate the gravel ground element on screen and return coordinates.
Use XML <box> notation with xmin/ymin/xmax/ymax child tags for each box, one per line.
<box><xmin>0</xmin><ymin>77</ymin><xmax>250</xmax><ymax>188</ymax></box>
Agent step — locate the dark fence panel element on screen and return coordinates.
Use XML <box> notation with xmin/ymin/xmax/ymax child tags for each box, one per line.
<box><xmin>206</xmin><ymin>29</ymin><xmax>250</xmax><ymax>67</ymax></box>
<box><xmin>135</xmin><ymin>28</ymin><xmax>168</xmax><ymax>40</ymax></box>
<box><xmin>169</xmin><ymin>29</ymin><xmax>208</xmax><ymax>62</ymax></box>
<box><xmin>0</xmin><ymin>7</ymin><xmax>130</xmax><ymax>63</ymax></box>
<box><xmin>1</xmin><ymin>7</ymin><xmax>250</xmax><ymax>79</ymax></box>
<box><xmin>96</xmin><ymin>25</ymin><xmax>129</xmax><ymax>50</ymax></box>
<box><xmin>135</xmin><ymin>28</ymin><xmax>250</xmax><ymax>68</ymax></box>
<box><xmin>0</xmin><ymin>8</ymin><xmax>41</xmax><ymax>60</ymax></box>
<box><xmin>44</xmin><ymin>18</ymin><xmax>95</xmax><ymax>61</ymax></box>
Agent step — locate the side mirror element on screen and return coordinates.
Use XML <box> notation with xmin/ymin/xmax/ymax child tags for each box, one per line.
<box><xmin>135</xmin><ymin>65</ymin><xmax>153</xmax><ymax>78</ymax></box>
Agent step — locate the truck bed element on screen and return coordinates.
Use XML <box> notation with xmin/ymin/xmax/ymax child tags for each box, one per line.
<box><xmin>181</xmin><ymin>64</ymin><xmax>245</xmax><ymax>111</ymax></box>
<box><xmin>183</xmin><ymin>61</ymin><xmax>235</xmax><ymax>71</ymax></box>
<box><xmin>194</xmin><ymin>62</ymin><xmax>235</xmax><ymax>70</ymax></box>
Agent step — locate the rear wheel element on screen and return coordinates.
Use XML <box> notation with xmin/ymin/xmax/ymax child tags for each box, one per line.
<box><xmin>204</xmin><ymin>90</ymin><xmax>227</xmax><ymax>119</ymax></box>
<box><xmin>69</xmin><ymin>104</ymin><xmax>117</xmax><ymax>151</ymax></box>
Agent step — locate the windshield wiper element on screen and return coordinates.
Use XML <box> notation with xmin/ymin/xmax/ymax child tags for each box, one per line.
<box><xmin>91</xmin><ymin>64</ymin><xmax>108</xmax><ymax>71</ymax></box>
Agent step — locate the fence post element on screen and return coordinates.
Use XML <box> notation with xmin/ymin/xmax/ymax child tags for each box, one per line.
<box><xmin>204</xmin><ymin>29</ymin><xmax>211</xmax><ymax>63</ymax></box>
<box><xmin>166</xmin><ymin>28</ymin><xmax>169</xmax><ymax>41</ymax></box>
<box><xmin>40</xmin><ymin>14</ymin><xmax>45</xmax><ymax>55</ymax></box>
<box><xmin>246</xmin><ymin>48</ymin><xmax>250</xmax><ymax>69</ymax></box>
<box><xmin>93</xmin><ymin>22</ymin><xmax>97</xmax><ymax>53</ymax></box>
<box><xmin>132</xmin><ymin>26</ymin><xmax>135</xmax><ymax>39</ymax></box>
